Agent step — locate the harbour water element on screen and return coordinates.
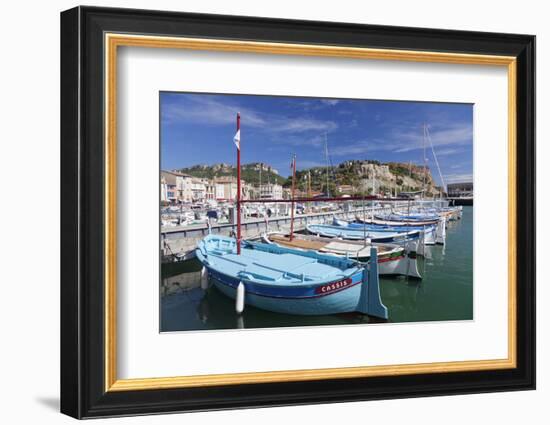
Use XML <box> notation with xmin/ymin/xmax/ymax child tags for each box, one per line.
<box><xmin>160</xmin><ymin>206</ymin><xmax>473</xmax><ymax>332</ymax></box>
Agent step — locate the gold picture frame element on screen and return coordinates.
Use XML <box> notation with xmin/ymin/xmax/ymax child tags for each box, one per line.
<box><xmin>105</xmin><ymin>34</ymin><xmax>517</xmax><ymax>392</ymax></box>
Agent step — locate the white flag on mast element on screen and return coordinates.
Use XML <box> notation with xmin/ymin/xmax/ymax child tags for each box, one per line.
<box><xmin>234</xmin><ymin>129</ymin><xmax>240</xmax><ymax>150</ymax></box>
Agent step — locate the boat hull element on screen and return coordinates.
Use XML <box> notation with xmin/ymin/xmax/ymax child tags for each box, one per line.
<box><xmin>357</xmin><ymin>216</ymin><xmax>439</xmax><ymax>227</ymax></box>
<box><xmin>195</xmin><ymin>235</ymin><xmax>388</xmax><ymax>318</ymax></box>
<box><xmin>336</xmin><ymin>219</ymin><xmax>437</xmax><ymax>245</ymax></box>
<box><xmin>307</xmin><ymin>224</ymin><xmax>420</xmax><ymax>243</ymax></box>
<box><xmin>263</xmin><ymin>233</ymin><xmax>421</xmax><ymax>279</ymax></box>
<box><xmin>207</xmin><ymin>267</ymin><xmax>364</xmax><ymax>315</ymax></box>
<box><xmin>378</xmin><ymin>252</ymin><xmax>422</xmax><ymax>279</ymax></box>
<box><xmin>349</xmin><ymin>253</ymin><xmax>421</xmax><ymax>279</ymax></box>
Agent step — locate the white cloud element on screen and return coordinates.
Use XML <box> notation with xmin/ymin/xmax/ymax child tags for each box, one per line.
<box><xmin>320</xmin><ymin>99</ymin><xmax>340</xmax><ymax>106</ymax></box>
<box><xmin>391</xmin><ymin>123</ymin><xmax>473</xmax><ymax>153</ymax></box>
<box><xmin>281</xmin><ymin>133</ymin><xmax>334</xmax><ymax>148</ymax></box>
<box><xmin>337</xmin><ymin>109</ymin><xmax>353</xmax><ymax>115</ymax></box>
<box><xmin>163</xmin><ymin>95</ymin><xmax>337</xmax><ymax>135</ymax></box>
<box><xmin>276</xmin><ymin>118</ymin><xmax>337</xmax><ymax>133</ymax></box>
<box><xmin>296</xmin><ymin>160</ymin><xmax>327</xmax><ymax>169</ymax></box>
<box><xmin>162</xmin><ymin>96</ymin><xmax>264</xmax><ymax>127</ymax></box>
<box><xmin>432</xmin><ymin>147</ymin><xmax>465</xmax><ymax>156</ymax></box>
<box><xmin>330</xmin><ymin>121</ymin><xmax>472</xmax><ymax>157</ymax></box>
<box><xmin>330</xmin><ymin>140</ymin><xmax>370</xmax><ymax>156</ymax></box>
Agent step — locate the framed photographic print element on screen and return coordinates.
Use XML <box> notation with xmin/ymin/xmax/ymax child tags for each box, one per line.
<box><xmin>60</xmin><ymin>6</ymin><xmax>535</xmax><ymax>419</ymax></box>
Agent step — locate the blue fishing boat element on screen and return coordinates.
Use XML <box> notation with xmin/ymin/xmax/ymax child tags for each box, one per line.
<box><xmin>332</xmin><ymin>218</ymin><xmax>437</xmax><ymax>245</ymax></box>
<box><xmin>378</xmin><ymin>213</ymin><xmax>440</xmax><ymax>222</ymax></box>
<box><xmin>195</xmin><ymin>234</ymin><xmax>388</xmax><ymax>318</ymax></box>
<box><xmin>306</xmin><ymin>223</ymin><xmax>421</xmax><ymax>243</ymax></box>
<box><xmin>356</xmin><ymin>215</ymin><xmax>440</xmax><ymax>227</ymax></box>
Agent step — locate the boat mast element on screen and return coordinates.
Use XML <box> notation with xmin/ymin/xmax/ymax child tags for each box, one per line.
<box><xmin>236</xmin><ymin>112</ymin><xmax>242</xmax><ymax>255</ymax></box>
<box><xmin>408</xmin><ymin>160</ymin><xmax>412</xmax><ymax>193</ymax></box>
<box><xmin>362</xmin><ymin>195</ymin><xmax>367</xmax><ymax>247</ymax></box>
<box><xmin>289</xmin><ymin>154</ymin><xmax>297</xmax><ymax>241</ymax></box>
<box><xmin>423</xmin><ymin>123</ymin><xmax>427</xmax><ymax>197</ymax></box>
<box><xmin>371</xmin><ymin>163</ymin><xmax>375</xmax><ymax>196</ymax></box>
<box><xmin>425</xmin><ymin>125</ymin><xmax>447</xmax><ymax>198</ymax></box>
<box><xmin>307</xmin><ymin>171</ymin><xmax>312</xmax><ymax>214</ymax></box>
<box><xmin>325</xmin><ymin>133</ymin><xmax>330</xmax><ymax>197</ymax></box>
<box><xmin>259</xmin><ymin>165</ymin><xmax>262</xmax><ymax>200</ymax></box>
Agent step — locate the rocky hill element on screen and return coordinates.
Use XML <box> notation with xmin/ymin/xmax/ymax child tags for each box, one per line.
<box><xmin>174</xmin><ymin>160</ymin><xmax>439</xmax><ymax>196</ymax></box>
<box><xmin>294</xmin><ymin>160</ymin><xmax>439</xmax><ymax>196</ymax></box>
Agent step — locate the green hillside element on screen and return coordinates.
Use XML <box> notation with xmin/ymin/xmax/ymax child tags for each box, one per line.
<box><xmin>174</xmin><ymin>163</ymin><xmax>287</xmax><ymax>186</ymax></box>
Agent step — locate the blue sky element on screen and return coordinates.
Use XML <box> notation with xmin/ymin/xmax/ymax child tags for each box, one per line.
<box><xmin>160</xmin><ymin>92</ymin><xmax>473</xmax><ymax>186</ymax></box>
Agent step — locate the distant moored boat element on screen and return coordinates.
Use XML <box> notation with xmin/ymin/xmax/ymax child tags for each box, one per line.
<box><xmin>306</xmin><ymin>223</ymin><xmax>421</xmax><ymax>244</ymax></box>
<box><xmin>262</xmin><ymin>232</ymin><xmax>421</xmax><ymax>279</ymax></box>
<box><xmin>333</xmin><ymin>217</ymin><xmax>437</xmax><ymax>245</ymax></box>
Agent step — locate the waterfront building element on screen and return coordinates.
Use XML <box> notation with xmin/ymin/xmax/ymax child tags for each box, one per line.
<box><xmin>191</xmin><ymin>178</ymin><xmax>207</xmax><ymax>202</ymax></box>
<box><xmin>214</xmin><ymin>176</ymin><xmax>245</xmax><ymax>201</ymax></box>
<box><xmin>447</xmin><ymin>182</ymin><xmax>473</xmax><ymax>197</ymax></box>
<box><xmin>204</xmin><ymin>179</ymin><xmax>216</xmax><ymax>200</ymax></box>
<box><xmin>215</xmin><ymin>182</ymin><xmax>225</xmax><ymax>200</ymax></box>
<box><xmin>161</xmin><ymin>170</ymin><xmax>195</xmax><ymax>203</ymax></box>
<box><xmin>179</xmin><ymin>175</ymin><xmax>194</xmax><ymax>202</ymax></box>
<box><xmin>259</xmin><ymin>183</ymin><xmax>283</xmax><ymax>200</ymax></box>
<box><xmin>161</xmin><ymin>171</ymin><xmax>177</xmax><ymax>204</ymax></box>
<box><xmin>160</xmin><ymin>176</ymin><xmax>171</xmax><ymax>204</ymax></box>
<box><xmin>161</xmin><ymin>171</ymin><xmax>273</xmax><ymax>203</ymax></box>
<box><xmin>161</xmin><ymin>170</ymin><xmax>190</xmax><ymax>204</ymax></box>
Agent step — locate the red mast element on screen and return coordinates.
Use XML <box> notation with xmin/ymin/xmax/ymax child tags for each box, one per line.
<box><xmin>236</xmin><ymin>113</ymin><xmax>242</xmax><ymax>255</ymax></box>
<box><xmin>289</xmin><ymin>154</ymin><xmax>297</xmax><ymax>241</ymax></box>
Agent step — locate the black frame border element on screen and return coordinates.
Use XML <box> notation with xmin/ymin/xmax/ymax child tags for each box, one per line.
<box><xmin>60</xmin><ymin>6</ymin><xmax>535</xmax><ymax>419</ymax></box>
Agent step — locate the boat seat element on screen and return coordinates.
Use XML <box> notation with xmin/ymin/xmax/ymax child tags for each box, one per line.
<box><xmin>204</xmin><ymin>240</ymin><xmax>351</xmax><ymax>284</ymax></box>
<box><xmin>245</xmin><ymin>251</ymin><xmax>333</xmax><ymax>282</ymax></box>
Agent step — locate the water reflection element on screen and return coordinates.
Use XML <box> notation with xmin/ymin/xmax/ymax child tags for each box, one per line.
<box><xmin>162</xmin><ymin>281</ymin><xmax>375</xmax><ymax>332</ymax></box>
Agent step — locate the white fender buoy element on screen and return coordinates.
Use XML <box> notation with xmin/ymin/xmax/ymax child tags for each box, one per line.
<box><xmin>236</xmin><ymin>281</ymin><xmax>245</xmax><ymax>314</ymax></box>
<box><xmin>435</xmin><ymin>218</ymin><xmax>447</xmax><ymax>245</ymax></box>
<box><xmin>236</xmin><ymin>315</ymin><xmax>245</xmax><ymax>329</ymax></box>
<box><xmin>200</xmin><ymin>266</ymin><xmax>208</xmax><ymax>290</ymax></box>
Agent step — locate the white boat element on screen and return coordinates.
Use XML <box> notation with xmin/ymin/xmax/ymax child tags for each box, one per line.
<box><xmin>262</xmin><ymin>232</ymin><xmax>421</xmax><ymax>279</ymax></box>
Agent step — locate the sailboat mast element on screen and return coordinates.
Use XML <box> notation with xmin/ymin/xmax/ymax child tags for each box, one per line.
<box><xmin>236</xmin><ymin>113</ymin><xmax>241</xmax><ymax>255</ymax></box>
<box><xmin>371</xmin><ymin>163</ymin><xmax>375</xmax><ymax>196</ymax></box>
<box><xmin>307</xmin><ymin>171</ymin><xmax>312</xmax><ymax>214</ymax></box>
<box><xmin>362</xmin><ymin>196</ymin><xmax>367</xmax><ymax>247</ymax></box>
<box><xmin>423</xmin><ymin>123</ymin><xmax>427</xmax><ymax>197</ymax></box>
<box><xmin>408</xmin><ymin>160</ymin><xmax>412</xmax><ymax>192</ymax></box>
<box><xmin>370</xmin><ymin>163</ymin><xmax>378</xmax><ymax>220</ymax></box>
<box><xmin>289</xmin><ymin>155</ymin><xmax>297</xmax><ymax>241</ymax></box>
<box><xmin>425</xmin><ymin>125</ymin><xmax>447</xmax><ymax>198</ymax></box>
